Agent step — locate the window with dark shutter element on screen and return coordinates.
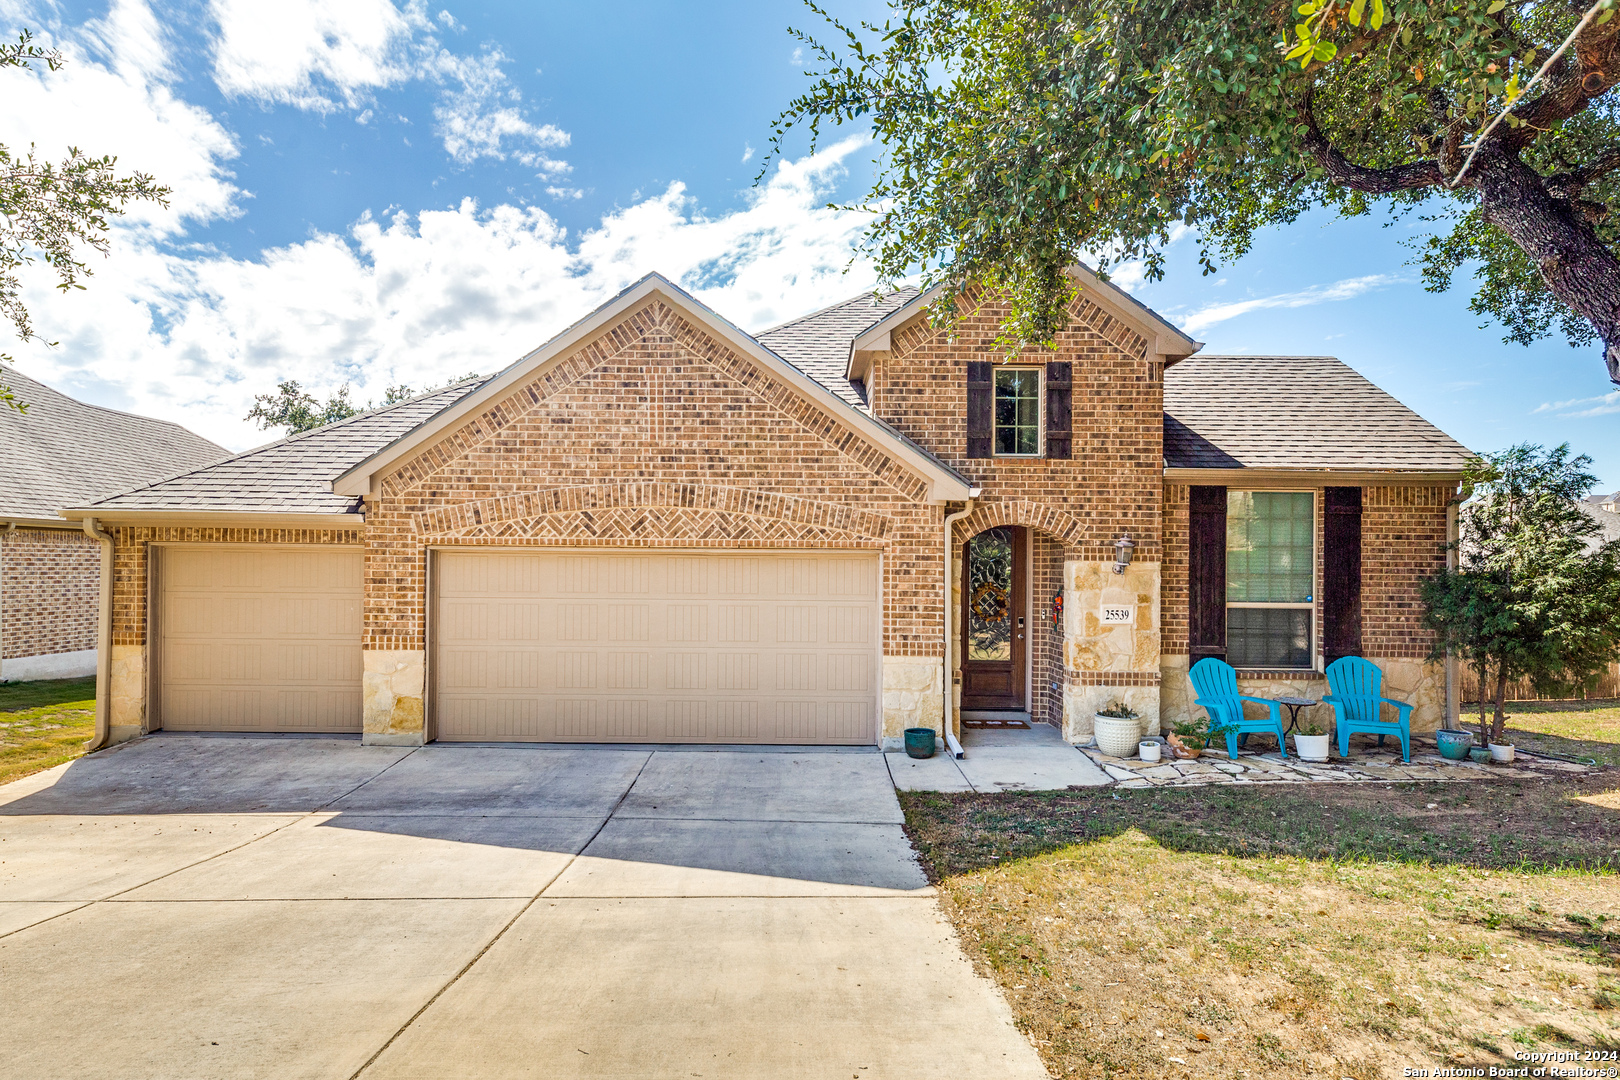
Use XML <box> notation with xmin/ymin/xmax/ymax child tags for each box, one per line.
<box><xmin>966</xmin><ymin>361</ymin><xmax>992</xmax><ymax>458</ymax></box>
<box><xmin>1322</xmin><ymin>485</ymin><xmax>1363</xmax><ymax>664</ymax></box>
<box><xmin>1188</xmin><ymin>485</ymin><xmax>1227</xmax><ymax>664</ymax></box>
<box><xmin>1045</xmin><ymin>361</ymin><xmax>1072</xmax><ymax>459</ymax></box>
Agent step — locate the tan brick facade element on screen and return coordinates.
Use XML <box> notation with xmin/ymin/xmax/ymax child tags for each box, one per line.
<box><xmin>0</xmin><ymin>527</ymin><xmax>100</xmax><ymax>678</ymax></box>
<box><xmin>1159</xmin><ymin>482</ymin><xmax>1454</xmax><ymax>733</ymax></box>
<box><xmin>88</xmin><ymin>282</ymin><xmax>1460</xmax><ymax>748</ymax></box>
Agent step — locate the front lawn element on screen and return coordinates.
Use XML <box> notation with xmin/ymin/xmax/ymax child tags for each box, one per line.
<box><xmin>1492</xmin><ymin>699</ymin><xmax>1620</xmax><ymax>768</ymax></box>
<box><xmin>903</xmin><ymin>774</ymin><xmax>1620</xmax><ymax>1079</ymax></box>
<box><xmin>0</xmin><ymin>677</ymin><xmax>97</xmax><ymax>786</ymax></box>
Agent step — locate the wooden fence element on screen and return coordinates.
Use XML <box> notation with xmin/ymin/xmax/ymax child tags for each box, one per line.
<box><xmin>1458</xmin><ymin>661</ymin><xmax>1620</xmax><ymax>703</ymax></box>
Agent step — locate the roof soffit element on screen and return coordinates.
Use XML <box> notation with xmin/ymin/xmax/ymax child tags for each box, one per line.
<box><xmin>334</xmin><ymin>273</ymin><xmax>971</xmax><ymax>502</ymax></box>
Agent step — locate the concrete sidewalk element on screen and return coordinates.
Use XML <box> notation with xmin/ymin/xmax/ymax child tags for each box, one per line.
<box><xmin>0</xmin><ymin>736</ymin><xmax>1047</xmax><ymax>1080</ymax></box>
<box><xmin>887</xmin><ymin>722</ymin><xmax>1112</xmax><ymax>792</ymax></box>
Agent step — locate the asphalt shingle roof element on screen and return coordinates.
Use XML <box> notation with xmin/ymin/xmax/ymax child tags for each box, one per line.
<box><xmin>1</xmin><ymin>365</ymin><xmax>228</xmax><ymax>521</ymax></box>
<box><xmin>80</xmin><ymin>380</ymin><xmax>485</xmax><ymax>515</ymax></box>
<box><xmin>1164</xmin><ymin>355</ymin><xmax>1473</xmax><ymax>472</ymax></box>
<box><xmin>755</xmin><ymin>287</ymin><xmax>920</xmax><ymax>407</ymax></box>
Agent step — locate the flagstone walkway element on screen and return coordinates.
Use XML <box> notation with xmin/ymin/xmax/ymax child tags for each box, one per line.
<box><xmin>1079</xmin><ymin>734</ymin><xmax>1592</xmax><ymax>788</ymax></box>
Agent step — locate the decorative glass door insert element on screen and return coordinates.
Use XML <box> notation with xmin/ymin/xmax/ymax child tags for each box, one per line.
<box><xmin>961</xmin><ymin>526</ymin><xmax>1026</xmax><ymax>710</ymax></box>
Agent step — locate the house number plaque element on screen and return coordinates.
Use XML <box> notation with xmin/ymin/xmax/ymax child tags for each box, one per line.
<box><xmin>1099</xmin><ymin>605</ymin><xmax>1135</xmax><ymax>625</ymax></box>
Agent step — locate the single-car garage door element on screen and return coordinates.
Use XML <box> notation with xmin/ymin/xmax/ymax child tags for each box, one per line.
<box><xmin>158</xmin><ymin>546</ymin><xmax>363</xmax><ymax>732</ymax></box>
<box><xmin>433</xmin><ymin>550</ymin><xmax>879</xmax><ymax>744</ymax></box>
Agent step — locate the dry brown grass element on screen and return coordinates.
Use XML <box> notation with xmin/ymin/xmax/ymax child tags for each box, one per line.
<box><xmin>906</xmin><ymin>779</ymin><xmax>1620</xmax><ymax>1078</ymax></box>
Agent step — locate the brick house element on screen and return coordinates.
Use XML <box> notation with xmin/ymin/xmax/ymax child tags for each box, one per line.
<box><xmin>1</xmin><ymin>365</ymin><xmax>225</xmax><ymax>682</ymax></box>
<box><xmin>61</xmin><ymin>271</ymin><xmax>1472</xmax><ymax>751</ymax></box>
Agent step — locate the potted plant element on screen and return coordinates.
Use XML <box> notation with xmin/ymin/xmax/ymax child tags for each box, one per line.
<box><xmin>1291</xmin><ymin>718</ymin><xmax>1331</xmax><ymax>762</ymax></box>
<box><xmin>1166</xmin><ymin>714</ymin><xmax>1235</xmax><ymax>759</ymax></box>
<box><xmin>1138</xmin><ymin>738</ymin><xmax>1162</xmax><ymax>763</ymax></box>
<box><xmin>1435</xmin><ymin>728</ymin><xmax>1473</xmax><ymax>761</ymax></box>
<box><xmin>1489</xmin><ymin>740</ymin><xmax>1516</xmax><ymax>763</ymax></box>
<box><xmin>1092</xmin><ymin>702</ymin><xmax>1143</xmax><ymax>757</ymax></box>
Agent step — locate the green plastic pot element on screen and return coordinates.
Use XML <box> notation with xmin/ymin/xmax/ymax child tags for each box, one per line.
<box><xmin>1468</xmin><ymin>747</ymin><xmax>1491</xmax><ymax>764</ymax></box>
<box><xmin>1436</xmin><ymin>729</ymin><xmax>1473</xmax><ymax>761</ymax></box>
<box><xmin>904</xmin><ymin>728</ymin><xmax>937</xmax><ymax>759</ymax></box>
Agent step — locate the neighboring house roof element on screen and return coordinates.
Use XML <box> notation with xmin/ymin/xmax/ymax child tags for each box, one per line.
<box><xmin>1584</xmin><ymin>490</ymin><xmax>1620</xmax><ymax>512</ymax></box>
<box><xmin>755</xmin><ymin>288</ymin><xmax>920</xmax><ymax>407</ymax></box>
<box><xmin>0</xmin><ymin>365</ymin><xmax>228</xmax><ymax>524</ymax></box>
<box><xmin>1584</xmin><ymin>503</ymin><xmax>1620</xmax><ymax>550</ymax></box>
<box><xmin>331</xmin><ymin>273</ymin><xmax>973</xmax><ymax>503</ymax></box>
<box><xmin>66</xmin><ymin>381</ymin><xmax>485</xmax><ymax>520</ymax></box>
<box><xmin>1164</xmin><ymin>355</ymin><xmax>1473</xmax><ymax>475</ymax></box>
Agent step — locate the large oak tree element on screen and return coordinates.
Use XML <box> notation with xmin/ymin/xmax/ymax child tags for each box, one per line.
<box><xmin>771</xmin><ymin>0</ymin><xmax>1620</xmax><ymax>381</ymax></box>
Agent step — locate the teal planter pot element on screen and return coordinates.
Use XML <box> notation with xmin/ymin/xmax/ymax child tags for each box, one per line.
<box><xmin>1436</xmin><ymin>729</ymin><xmax>1473</xmax><ymax>761</ymax></box>
<box><xmin>904</xmin><ymin>728</ymin><xmax>937</xmax><ymax>759</ymax></box>
<box><xmin>1468</xmin><ymin>747</ymin><xmax>1492</xmax><ymax>764</ymax></box>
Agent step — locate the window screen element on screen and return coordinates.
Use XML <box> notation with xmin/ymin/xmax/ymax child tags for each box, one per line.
<box><xmin>1226</xmin><ymin>491</ymin><xmax>1314</xmax><ymax>668</ymax></box>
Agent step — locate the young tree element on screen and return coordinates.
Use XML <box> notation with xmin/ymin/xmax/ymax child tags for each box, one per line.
<box><xmin>769</xmin><ymin>0</ymin><xmax>1620</xmax><ymax>380</ymax></box>
<box><xmin>1422</xmin><ymin>444</ymin><xmax>1620</xmax><ymax>746</ymax></box>
<box><xmin>1</xmin><ymin>31</ymin><xmax>171</xmax><ymax>411</ymax></box>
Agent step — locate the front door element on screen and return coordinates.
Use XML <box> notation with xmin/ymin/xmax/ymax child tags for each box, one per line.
<box><xmin>961</xmin><ymin>526</ymin><xmax>1027</xmax><ymax>710</ymax></box>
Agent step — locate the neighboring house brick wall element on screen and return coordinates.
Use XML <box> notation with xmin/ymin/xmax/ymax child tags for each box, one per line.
<box><xmin>0</xmin><ymin>527</ymin><xmax>99</xmax><ymax>668</ymax></box>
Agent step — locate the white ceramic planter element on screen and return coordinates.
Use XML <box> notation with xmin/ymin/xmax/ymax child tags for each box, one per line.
<box><xmin>1138</xmin><ymin>740</ymin><xmax>1162</xmax><ymax>763</ymax></box>
<box><xmin>1293</xmin><ymin>732</ymin><xmax>1330</xmax><ymax>762</ymax></box>
<box><xmin>1489</xmin><ymin>742</ymin><xmax>1516</xmax><ymax>764</ymax></box>
<box><xmin>1093</xmin><ymin>715</ymin><xmax>1142</xmax><ymax>758</ymax></box>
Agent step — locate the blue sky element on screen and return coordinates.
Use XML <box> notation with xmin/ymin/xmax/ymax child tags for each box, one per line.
<box><xmin>4</xmin><ymin>0</ymin><xmax>1616</xmax><ymax>489</ymax></box>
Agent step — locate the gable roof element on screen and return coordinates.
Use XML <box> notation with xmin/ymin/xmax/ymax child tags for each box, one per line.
<box><xmin>64</xmin><ymin>380</ymin><xmax>484</xmax><ymax>522</ymax></box>
<box><xmin>332</xmin><ymin>273</ymin><xmax>973</xmax><ymax>503</ymax></box>
<box><xmin>1164</xmin><ymin>355</ymin><xmax>1473</xmax><ymax>476</ymax></box>
<box><xmin>1</xmin><ymin>365</ymin><xmax>228</xmax><ymax>525</ymax></box>
<box><xmin>754</xmin><ymin>287</ymin><xmax>921</xmax><ymax>407</ymax></box>
<box><xmin>844</xmin><ymin>264</ymin><xmax>1203</xmax><ymax>385</ymax></box>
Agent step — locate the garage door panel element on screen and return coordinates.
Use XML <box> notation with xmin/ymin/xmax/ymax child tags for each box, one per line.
<box><xmin>434</xmin><ymin>551</ymin><xmax>879</xmax><ymax>744</ymax></box>
<box><xmin>160</xmin><ymin>546</ymin><xmax>362</xmax><ymax>733</ymax></box>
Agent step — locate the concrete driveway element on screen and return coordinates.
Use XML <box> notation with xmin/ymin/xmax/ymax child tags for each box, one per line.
<box><xmin>0</xmin><ymin>735</ymin><xmax>1047</xmax><ymax>1079</ymax></box>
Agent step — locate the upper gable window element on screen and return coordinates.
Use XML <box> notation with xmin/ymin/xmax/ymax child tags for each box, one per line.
<box><xmin>993</xmin><ymin>368</ymin><xmax>1042</xmax><ymax>456</ymax></box>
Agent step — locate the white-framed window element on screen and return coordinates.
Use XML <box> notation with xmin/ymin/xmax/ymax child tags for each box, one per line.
<box><xmin>993</xmin><ymin>367</ymin><xmax>1042</xmax><ymax>456</ymax></box>
<box><xmin>1226</xmin><ymin>490</ymin><xmax>1315</xmax><ymax>669</ymax></box>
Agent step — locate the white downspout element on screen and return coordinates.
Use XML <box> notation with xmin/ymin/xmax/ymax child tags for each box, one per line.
<box><xmin>942</xmin><ymin>491</ymin><xmax>979</xmax><ymax>759</ymax></box>
<box><xmin>82</xmin><ymin>516</ymin><xmax>113</xmax><ymax>752</ymax></box>
<box><xmin>1442</xmin><ymin>481</ymin><xmax>1468</xmax><ymax>731</ymax></box>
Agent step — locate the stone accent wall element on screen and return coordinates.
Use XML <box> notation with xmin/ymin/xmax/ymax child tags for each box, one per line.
<box><xmin>881</xmin><ymin>656</ymin><xmax>944</xmax><ymax>745</ymax></box>
<box><xmin>364</xmin><ymin>649</ymin><xmax>426</xmax><ymax>745</ymax></box>
<box><xmin>1061</xmin><ymin>560</ymin><xmax>1162</xmax><ymax>742</ymax></box>
<box><xmin>0</xmin><ymin>526</ymin><xmax>99</xmax><ymax>665</ymax></box>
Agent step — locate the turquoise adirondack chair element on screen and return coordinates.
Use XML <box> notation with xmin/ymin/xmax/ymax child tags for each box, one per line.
<box><xmin>1189</xmin><ymin>657</ymin><xmax>1288</xmax><ymax>758</ymax></box>
<box><xmin>1324</xmin><ymin>656</ymin><xmax>1413</xmax><ymax>762</ymax></box>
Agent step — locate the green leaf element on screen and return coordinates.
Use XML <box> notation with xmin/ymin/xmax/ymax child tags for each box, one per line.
<box><xmin>1599</xmin><ymin>7</ymin><xmax>1614</xmax><ymax>23</ymax></box>
<box><xmin>1370</xmin><ymin>0</ymin><xmax>1385</xmax><ymax>29</ymax></box>
<box><xmin>1349</xmin><ymin>0</ymin><xmax>1365</xmax><ymax>25</ymax></box>
<box><xmin>1313</xmin><ymin>40</ymin><xmax>1338</xmax><ymax>61</ymax></box>
<box><xmin>1486</xmin><ymin>0</ymin><xmax>1505</xmax><ymax>11</ymax></box>
<box><xmin>1284</xmin><ymin>40</ymin><xmax>1315</xmax><ymax>60</ymax></box>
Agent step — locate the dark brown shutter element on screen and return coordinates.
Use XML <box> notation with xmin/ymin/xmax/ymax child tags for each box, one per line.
<box><xmin>1045</xmin><ymin>361</ymin><xmax>1072</xmax><ymax>459</ymax></box>
<box><xmin>966</xmin><ymin>361</ymin><xmax>992</xmax><ymax>458</ymax></box>
<box><xmin>1322</xmin><ymin>486</ymin><xmax>1363</xmax><ymax>664</ymax></box>
<box><xmin>1188</xmin><ymin>485</ymin><xmax>1227</xmax><ymax>664</ymax></box>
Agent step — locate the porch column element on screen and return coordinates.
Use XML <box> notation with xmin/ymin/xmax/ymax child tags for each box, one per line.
<box><xmin>1060</xmin><ymin>557</ymin><xmax>1162</xmax><ymax>743</ymax></box>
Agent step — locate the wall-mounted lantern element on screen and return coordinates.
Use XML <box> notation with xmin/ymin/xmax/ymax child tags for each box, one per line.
<box><xmin>1112</xmin><ymin>534</ymin><xmax>1136</xmax><ymax>575</ymax></box>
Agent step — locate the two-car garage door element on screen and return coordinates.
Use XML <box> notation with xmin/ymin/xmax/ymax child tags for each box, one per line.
<box><xmin>433</xmin><ymin>550</ymin><xmax>880</xmax><ymax>744</ymax></box>
<box><xmin>154</xmin><ymin>546</ymin><xmax>879</xmax><ymax>744</ymax></box>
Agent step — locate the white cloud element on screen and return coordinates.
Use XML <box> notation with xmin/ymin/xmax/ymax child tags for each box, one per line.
<box><xmin>209</xmin><ymin>0</ymin><xmax>418</xmax><ymax>111</ymax></box>
<box><xmin>741</xmin><ymin>142</ymin><xmax>754</xmax><ymax>164</ymax></box>
<box><xmin>1176</xmin><ymin>274</ymin><xmax>1403</xmax><ymax>335</ymax></box>
<box><xmin>207</xmin><ymin>0</ymin><xmax>567</xmax><ymax>170</ymax></box>
<box><xmin>1533</xmin><ymin>391</ymin><xmax>1620</xmax><ymax>418</ymax></box>
<box><xmin>12</xmin><ymin>137</ymin><xmax>882</xmax><ymax>451</ymax></box>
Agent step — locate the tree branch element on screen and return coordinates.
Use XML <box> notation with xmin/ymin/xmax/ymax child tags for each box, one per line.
<box><xmin>1298</xmin><ymin>95</ymin><xmax>1444</xmax><ymax>192</ymax></box>
<box><xmin>1545</xmin><ymin>146</ymin><xmax>1620</xmax><ymax>199</ymax></box>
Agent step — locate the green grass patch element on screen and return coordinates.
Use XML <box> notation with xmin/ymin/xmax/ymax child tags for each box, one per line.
<box><xmin>0</xmin><ymin>676</ymin><xmax>96</xmax><ymax>786</ymax></box>
<box><xmin>1490</xmin><ymin>700</ymin><xmax>1620</xmax><ymax>767</ymax></box>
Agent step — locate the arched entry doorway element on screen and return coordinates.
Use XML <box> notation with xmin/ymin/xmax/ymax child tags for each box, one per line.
<box><xmin>962</xmin><ymin>525</ymin><xmax>1027</xmax><ymax>711</ymax></box>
